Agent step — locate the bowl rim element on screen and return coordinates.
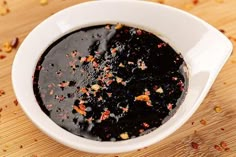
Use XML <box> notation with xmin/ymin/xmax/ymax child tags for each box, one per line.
<box><xmin>12</xmin><ymin>0</ymin><xmax>233</xmax><ymax>154</ymax></box>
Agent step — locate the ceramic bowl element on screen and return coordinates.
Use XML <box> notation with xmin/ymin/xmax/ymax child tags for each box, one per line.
<box><xmin>12</xmin><ymin>0</ymin><xmax>232</xmax><ymax>154</ymax></box>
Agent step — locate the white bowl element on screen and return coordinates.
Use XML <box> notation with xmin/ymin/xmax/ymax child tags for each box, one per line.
<box><xmin>12</xmin><ymin>0</ymin><xmax>232</xmax><ymax>154</ymax></box>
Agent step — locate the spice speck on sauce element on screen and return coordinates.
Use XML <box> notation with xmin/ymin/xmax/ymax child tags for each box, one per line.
<box><xmin>33</xmin><ymin>24</ymin><xmax>188</xmax><ymax>141</ymax></box>
<box><xmin>120</xmin><ymin>132</ymin><xmax>129</xmax><ymax>140</ymax></box>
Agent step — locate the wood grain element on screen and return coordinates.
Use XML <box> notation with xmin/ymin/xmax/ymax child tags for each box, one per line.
<box><xmin>0</xmin><ymin>0</ymin><xmax>236</xmax><ymax>156</ymax></box>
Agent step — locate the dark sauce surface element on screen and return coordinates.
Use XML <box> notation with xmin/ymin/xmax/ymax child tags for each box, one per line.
<box><xmin>33</xmin><ymin>24</ymin><xmax>188</xmax><ymax>141</ymax></box>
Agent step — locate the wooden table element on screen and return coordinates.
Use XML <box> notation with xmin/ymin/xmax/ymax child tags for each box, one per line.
<box><xmin>0</xmin><ymin>0</ymin><xmax>236</xmax><ymax>156</ymax></box>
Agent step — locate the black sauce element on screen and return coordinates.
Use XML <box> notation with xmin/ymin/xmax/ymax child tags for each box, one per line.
<box><xmin>33</xmin><ymin>24</ymin><xmax>188</xmax><ymax>141</ymax></box>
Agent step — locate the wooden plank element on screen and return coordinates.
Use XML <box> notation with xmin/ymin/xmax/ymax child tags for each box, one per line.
<box><xmin>0</xmin><ymin>0</ymin><xmax>235</xmax><ymax>156</ymax></box>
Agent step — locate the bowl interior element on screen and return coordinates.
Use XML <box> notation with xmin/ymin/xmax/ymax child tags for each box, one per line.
<box><xmin>12</xmin><ymin>0</ymin><xmax>232</xmax><ymax>154</ymax></box>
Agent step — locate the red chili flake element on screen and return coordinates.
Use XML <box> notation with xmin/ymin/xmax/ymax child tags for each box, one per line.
<box><xmin>191</xmin><ymin>142</ymin><xmax>199</xmax><ymax>149</ymax></box>
<box><xmin>107</xmin><ymin>92</ymin><xmax>112</xmax><ymax>97</ymax></box>
<box><xmin>220</xmin><ymin>141</ymin><xmax>227</xmax><ymax>149</ymax></box>
<box><xmin>192</xmin><ymin>0</ymin><xmax>199</xmax><ymax>5</ymax></box>
<box><xmin>121</xmin><ymin>107</ymin><xmax>128</xmax><ymax>112</ymax></box>
<box><xmin>221</xmin><ymin>128</ymin><xmax>225</xmax><ymax>131</ymax></box>
<box><xmin>13</xmin><ymin>99</ymin><xmax>18</xmax><ymax>106</ymax></box>
<box><xmin>157</xmin><ymin>43</ymin><xmax>167</xmax><ymax>48</ymax></box>
<box><xmin>200</xmin><ymin>119</ymin><xmax>207</xmax><ymax>125</ymax></box>
<box><xmin>34</xmin><ymin>139</ymin><xmax>38</xmax><ymax>142</ymax></box>
<box><xmin>36</xmin><ymin>65</ymin><xmax>42</xmax><ymax>70</ymax></box>
<box><xmin>143</xmin><ymin>122</ymin><xmax>150</xmax><ymax>128</ymax></box>
<box><xmin>106</xmin><ymin>80</ymin><xmax>113</xmax><ymax>86</ymax></box>
<box><xmin>115</xmin><ymin>23</ymin><xmax>123</xmax><ymax>30</ymax></box>
<box><xmin>136</xmin><ymin>29</ymin><xmax>142</xmax><ymax>35</ymax></box>
<box><xmin>49</xmin><ymin>89</ymin><xmax>54</xmax><ymax>95</ymax></box>
<box><xmin>56</xmin><ymin>95</ymin><xmax>65</xmax><ymax>102</ymax></box>
<box><xmin>0</xmin><ymin>55</ymin><xmax>6</xmax><ymax>59</ymax></box>
<box><xmin>92</xmin><ymin>61</ymin><xmax>98</xmax><ymax>68</ymax></box>
<box><xmin>214</xmin><ymin>145</ymin><xmax>222</xmax><ymax>151</ymax></box>
<box><xmin>10</xmin><ymin>37</ymin><xmax>19</xmax><ymax>48</ymax></box>
<box><xmin>80</xmin><ymin>56</ymin><xmax>87</xmax><ymax>62</ymax></box>
<box><xmin>128</xmin><ymin>61</ymin><xmax>134</xmax><ymax>65</ymax></box>
<box><xmin>116</xmin><ymin>76</ymin><xmax>123</xmax><ymax>83</ymax></box>
<box><xmin>139</xmin><ymin>129</ymin><xmax>144</xmax><ymax>133</ymax></box>
<box><xmin>106</xmin><ymin>73</ymin><xmax>113</xmax><ymax>78</ymax></box>
<box><xmin>111</xmin><ymin>48</ymin><xmax>117</xmax><ymax>53</ymax></box>
<box><xmin>167</xmin><ymin>103</ymin><xmax>173</xmax><ymax>110</ymax></box>
<box><xmin>100</xmin><ymin>110</ymin><xmax>110</xmax><ymax>121</ymax></box>
<box><xmin>86</xmin><ymin>55</ymin><xmax>94</xmax><ymax>62</ymax></box>
<box><xmin>2</xmin><ymin>149</ymin><xmax>7</xmax><ymax>152</ymax></box>
<box><xmin>219</xmin><ymin>29</ymin><xmax>225</xmax><ymax>34</ymax></box>
<box><xmin>19</xmin><ymin>145</ymin><xmax>23</xmax><ymax>149</ymax></box>
<box><xmin>144</xmin><ymin>89</ymin><xmax>150</xmax><ymax>96</ymax></box>
<box><xmin>73</xmin><ymin>105</ymin><xmax>86</xmax><ymax>116</ymax></box>
<box><xmin>46</xmin><ymin>104</ymin><xmax>53</xmax><ymax>110</ymax></box>
<box><xmin>135</xmin><ymin>95</ymin><xmax>150</xmax><ymax>102</ymax></box>
<box><xmin>119</xmin><ymin>62</ymin><xmax>125</xmax><ymax>67</ymax></box>
<box><xmin>70</xmin><ymin>50</ymin><xmax>78</xmax><ymax>57</ymax></box>
<box><xmin>0</xmin><ymin>90</ymin><xmax>5</xmax><ymax>96</ymax></box>
<box><xmin>121</xmin><ymin>81</ymin><xmax>127</xmax><ymax>86</ymax></box>
<box><xmin>224</xmin><ymin>147</ymin><xmax>230</xmax><ymax>152</ymax></box>
<box><xmin>177</xmin><ymin>80</ymin><xmax>185</xmax><ymax>91</ymax></box>
<box><xmin>105</xmin><ymin>25</ymin><xmax>111</xmax><ymax>30</ymax></box>
<box><xmin>79</xmin><ymin>104</ymin><xmax>86</xmax><ymax>111</ymax></box>
<box><xmin>192</xmin><ymin>122</ymin><xmax>194</xmax><ymax>125</ymax></box>
<box><xmin>80</xmin><ymin>87</ymin><xmax>87</xmax><ymax>93</ymax></box>
<box><xmin>0</xmin><ymin>108</ymin><xmax>2</xmax><ymax>112</ymax></box>
<box><xmin>146</xmin><ymin>101</ymin><xmax>152</xmax><ymax>107</ymax></box>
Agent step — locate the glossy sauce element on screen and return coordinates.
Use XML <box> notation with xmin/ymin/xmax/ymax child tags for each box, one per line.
<box><xmin>33</xmin><ymin>24</ymin><xmax>188</xmax><ymax>141</ymax></box>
